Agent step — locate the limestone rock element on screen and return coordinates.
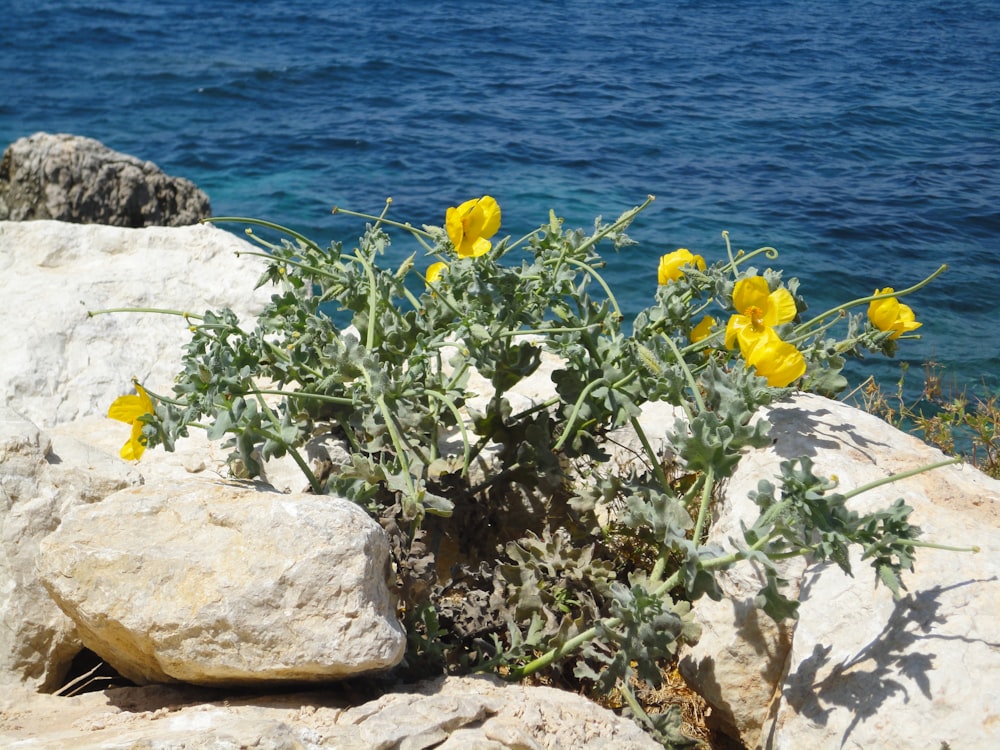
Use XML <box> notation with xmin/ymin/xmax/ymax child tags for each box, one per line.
<box><xmin>0</xmin><ymin>675</ymin><xmax>662</xmax><ymax>749</ymax></box>
<box><xmin>0</xmin><ymin>219</ymin><xmax>272</xmax><ymax>428</ymax></box>
<box><xmin>36</xmin><ymin>480</ymin><xmax>406</xmax><ymax>686</ymax></box>
<box><xmin>0</xmin><ymin>132</ymin><xmax>210</xmax><ymax>226</ymax></box>
<box><xmin>680</xmin><ymin>392</ymin><xmax>1000</xmax><ymax>749</ymax></box>
<box><xmin>1</xmin><ymin>407</ymin><xmax>141</xmax><ymax>691</ymax></box>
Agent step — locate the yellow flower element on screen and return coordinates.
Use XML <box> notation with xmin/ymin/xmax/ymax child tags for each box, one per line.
<box><xmin>108</xmin><ymin>383</ymin><xmax>154</xmax><ymax>461</ymax></box>
<box><xmin>426</xmin><ymin>261</ymin><xmax>448</xmax><ymax>284</ymax></box>
<box><xmin>658</xmin><ymin>248</ymin><xmax>706</xmax><ymax>284</ymax></box>
<box><xmin>744</xmin><ymin>327</ymin><xmax>806</xmax><ymax>387</ymax></box>
<box><xmin>868</xmin><ymin>287</ymin><xmax>922</xmax><ymax>339</ymax></box>
<box><xmin>690</xmin><ymin>315</ymin><xmax>716</xmax><ymax>344</ymax></box>
<box><xmin>445</xmin><ymin>196</ymin><xmax>501</xmax><ymax>258</ymax></box>
<box><xmin>724</xmin><ymin>276</ymin><xmax>797</xmax><ymax>355</ymax></box>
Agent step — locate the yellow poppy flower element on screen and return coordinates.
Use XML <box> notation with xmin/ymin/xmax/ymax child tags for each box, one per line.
<box><xmin>426</xmin><ymin>261</ymin><xmax>448</xmax><ymax>284</ymax></box>
<box><xmin>108</xmin><ymin>383</ymin><xmax>154</xmax><ymax>461</ymax></box>
<box><xmin>743</xmin><ymin>327</ymin><xmax>806</xmax><ymax>387</ymax></box>
<box><xmin>724</xmin><ymin>276</ymin><xmax>798</xmax><ymax>356</ymax></box>
<box><xmin>690</xmin><ymin>315</ymin><xmax>716</xmax><ymax>344</ymax></box>
<box><xmin>868</xmin><ymin>287</ymin><xmax>922</xmax><ymax>339</ymax></box>
<box><xmin>658</xmin><ymin>248</ymin><xmax>706</xmax><ymax>284</ymax></box>
<box><xmin>445</xmin><ymin>196</ymin><xmax>501</xmax><ymax>258</ymax></box>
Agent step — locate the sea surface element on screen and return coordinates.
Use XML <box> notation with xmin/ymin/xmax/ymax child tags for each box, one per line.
<box><xmin>3</xmin><ymin>0</ymin><xmax>998</xmax><ymax>401</ymax></box>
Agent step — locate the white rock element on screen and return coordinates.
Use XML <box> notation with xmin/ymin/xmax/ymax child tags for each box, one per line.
<box><xmin>0</xmin><ymin>675</ymin><xmax>662</xmax><ymax>749</ymax></box>
<box><xmin>681</xmin><ymin>392</ymin><xmax>1000</xmax><ymax>749</ymax></box>
<box><xmin>0</xmin><ymin>407</ymin><xmax>141</xmax><ymax>691</ymax></box>
<box><xmin>36</xmin><ymin>480</ymin><xmax>406</xmax><ymax>686</ymax></box>
<box><xmin>0</xmin><ymin>219</ymin><xmax>271</xmax><ymax>428</ymax></box>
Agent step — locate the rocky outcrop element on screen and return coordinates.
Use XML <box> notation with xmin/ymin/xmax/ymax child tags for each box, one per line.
<box><xmin>0</xmin><ymin>219</ymin><xmax>272</xmax><ymax>428</ymax></box>
<box><xmin>681</xmin><ymin>393</ymin><xmax>1000</xmax><ymax>750</ymax></box>
<box><xmin>0</xmin><ymin>133</ymin><xmax>210</xmax><ymax>226</ymax></box>
<box><xmin>0</xmin><ymin>675</ymin><xmax>663</xmax><ymax>749</ymax></box>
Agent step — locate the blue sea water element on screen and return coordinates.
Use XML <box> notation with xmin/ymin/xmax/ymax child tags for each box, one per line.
<box><xmin>3</xmin><ymin>0</ymin><xmax>999</xmax><ymax>399</ymax></box>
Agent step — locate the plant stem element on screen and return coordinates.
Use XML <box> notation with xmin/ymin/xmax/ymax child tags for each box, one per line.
<box><xmin>839</xmin><ymin>456</ymin><xmax>960</xmax><ymax>501</ymax></box>
<box><xmin>88</xmin><ymin>307</ymin><xmax>204</xmax><ymax>320</ymax></box>
<box><xmin>691</xmin><ymin>465</ymin><xmax>716</xmax><ymax>544</ymax></box>
<box><xmin>795</xmin><ymin>264</ymin><xmax>948</xmax><ymax>335</ymax></box>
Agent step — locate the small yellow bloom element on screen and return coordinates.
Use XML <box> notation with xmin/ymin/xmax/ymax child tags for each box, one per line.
<box><xmin>108</xmin><ymin>383</ymin><xmax>154</xmax><ymax>461</ymax></box>
<box><xmin>658</xmin><ymin>248</ymin><xmax>706</xmax><ymax>284</ymax></box>
<box><xmin>426</xmin><ymin>261</ymin><xmax>448</xmax><ymax>284</ymax></box>
<box><xmin>744</xmin><ymin>327</ymin><xmax>807</xmax><ymax>387</ymax></box>
<box><xmin>868</xmin><ymin>287</ymin><xmax>922</xmax><ymax>339</ymax></box>
<box><xmin>690</xmin><ymin>315</ymin><xmax>716</xmax><ymax>344</ymax></box>
<box><xmin>445</xmin><ymin>196</ymin><xmax>501</xmax><ymax>258</ymax></box>
<box><xmin>724</xmin><ymin>276</ymin><xmax>797</xmax><ymax>355</ymax></box>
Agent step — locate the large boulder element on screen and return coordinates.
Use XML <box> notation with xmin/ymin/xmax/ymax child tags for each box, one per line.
<box><xmin>0</xmin><ymin>219</ymin><xmax>272</xmax><ymax>428</ymax></box>
<box><xmin>0</xmin><ymin>407</ymin><xmax>141</xmax><ymax>691</ymax></box>
<box><xmin>36</xmin><ymin>480</ymin><xmax>406</xmax><ymax>686</ymax></box>
<box><xmin>681</xmin><ymin>392</ymin><xmax>1000</xmax><ymax>749</ymax></box>
<box><xmin>0</xmin><ymin>132</ymin><xmax>210</xmax><ymax>226</ymax></box>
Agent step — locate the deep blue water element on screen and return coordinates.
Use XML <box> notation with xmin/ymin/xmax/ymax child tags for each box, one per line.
<box><xmin>3</xmin><ymin>0</ymin><xmax>999</xmax><ymax>399</ymax></box>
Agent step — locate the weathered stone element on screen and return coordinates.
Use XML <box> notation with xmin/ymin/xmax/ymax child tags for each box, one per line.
<box><xmin>37</xmin><ymin>480</ymin><xmax>406</xmax><ymax>686</ymax></box>
<box><xmin>0</xmin><ymin>132</ymin><xmax>210</xmax><ymax>226</ymax></box>
<box><xmin>0</xmin><ymin>219</ymin><xmax>271</xmax><ymax>428</ymax></box>
<box><xmin>1</xmin><ymin>407</ymin><xmax>141</xmax><ymax>691</ymax></box>
<box><xmin>680</xmin><ymin>392</ymin><xmax>1000</xmax><ymax>749</ymax></box>
<box><xmin>0</xmin><ymin>675</ymin><xmax>662</xmax><ymax>749</ymax></box>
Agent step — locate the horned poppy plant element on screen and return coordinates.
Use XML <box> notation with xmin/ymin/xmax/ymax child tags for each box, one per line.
<box><xmin>446</xmin><ymin>196</ymin><xmax>501</xmax><ymax>258</ymax></box>
<box><xmin>744</xmin><ymin>326</ymin><xmax>807</xmax><ymax>387</ymax></box>
<box><xmin>868</xmin><ymin>287</ymin><xmax>922</xmax><ymax>339</ymax></box>
<box><xmin>724</xmin><ymin>276</ymin><xmax>797</xmax><ymax>356</ymax></box>
<box><xmin>108</xmin><ymin>383</ymin><xmax>154</xmax><ymax>460</ymax></box>
<box><xmin>658</xmin><ymin>248</ymin><xmax>706</xmax><ymax>284</ymax></box>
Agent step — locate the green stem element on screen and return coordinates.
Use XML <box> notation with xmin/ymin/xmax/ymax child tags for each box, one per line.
<box><xmin>332</xmin><ymin>203</ymin><xmax>436</xmax><ymax>248</ymax></box>
<box><xmin>88</xmin><ymin>307</ymin><xmax>204</xmax><ymax>320</ymax></box>
<box><xmin>249</xmin><ymin>381</ymin><xmax>321</xmax><ymax>494</ymax></box>
<box><xmin>721</xmin><ymin>230</ymin><xmax>780</xmax><ymax>278</ymax></box>
<box><xmin>839</xmin><ymin>457</ymin><xmax>960</xmax><ymax>502</ymax></box>
<box><xmin>795</xmin><ymin>264</ymin><xmax>948</xmax><ymax>335</ymax></box>
<box><xmin>205</xmin><ymin>216</ymin><xmax>325</xmax><ymax>254</ymax></box>
<box><xmin>356</xmin><ymin>249</ymin><xmax>380</xmax><ymax>351</ymax></box>
<box><xmin>629</xmin><ymin>415</ymin><xmax>669</xmax><ymax>491</ymax></box>
<box><xmin>553</xmin><ymin>371</ymin><xmax>639</xmax><ymax>452</ymax></box>
<box><xmin>562</xmin><ymin>257</ymin><xmax>622</xmax><ymax>318</ymax></box>
<box><xmin>424</xmin><ymin>389</ymin><xmax>472</xmax><ymax>475</ymax></box>
<box><xmin>691</xmin><ymin>465</ymin><xmax>716</xmax><ymax>544</ymax></box>
<box><xmin>660</xmin><ymin>333</ymin><xmax>705</xmax><ymax>416</ymax></box>
<box><xmin>252</xmin><ymin>388</ymin><xmax>356</xmax><ymax>407</ymax></box>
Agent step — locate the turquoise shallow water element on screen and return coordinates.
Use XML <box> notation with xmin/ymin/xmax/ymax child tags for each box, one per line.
<box><xmin>3</xmin><ymin>0</ymin><xmax>998</xmax><ymax>397</ymax></box>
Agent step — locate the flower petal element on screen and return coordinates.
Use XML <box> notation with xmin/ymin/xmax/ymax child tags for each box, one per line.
<box><xmin>745</xmin><ymin>328</ymin><xmax>806</xmax><ymax>387</ymax></box>
<box><xmin>477</xmin><ymin>196</ymin><xmax>501</xmax><ymax>239</ymax></box>
<box><xmin>764</xmin><ymin>287</ymin><xmax>797</xmax><ymax>326</ymax></box>
<box><xmin>426</xmin><ymin>261</ymin><xmax>448</xmax><ymax>284</ymax></box>
<box><xmin>732</xmin><ymin>276</ymin><xmax>770</xmax><ymax>315</ymax></box>
<box><xmin>690</xmin><ymin>315</ymin><xmax>716</xmax><ymax>343</ymax></box>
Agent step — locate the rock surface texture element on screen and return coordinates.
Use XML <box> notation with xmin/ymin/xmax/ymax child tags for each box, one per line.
<box><xmin>0</xmin><ymin>219</ymin><xmax>272</xmax><ymax>427</ymax></box>
<box><xmin>681</xmin><ymin>392</ymin><xmax>1000</xmax><ymax>750</ymax></box>
<box><xmin>0</xmin><ymin>675</ymin><xmax>662</xmax><ymax>749</ymax></box>
<box><xmin>37</xmin><ymin>480</ymin><xmax>406</xmax><ymax>686</ymax></box>
<box><xmin>0</xmin><ymin>408</ymin><xmax>141</xmax><ymax>691</ymax></box>
<box><xmin>0</xmin><ymin>132</ymin><xmax>210</xmax><ymax>226</ymax></box>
